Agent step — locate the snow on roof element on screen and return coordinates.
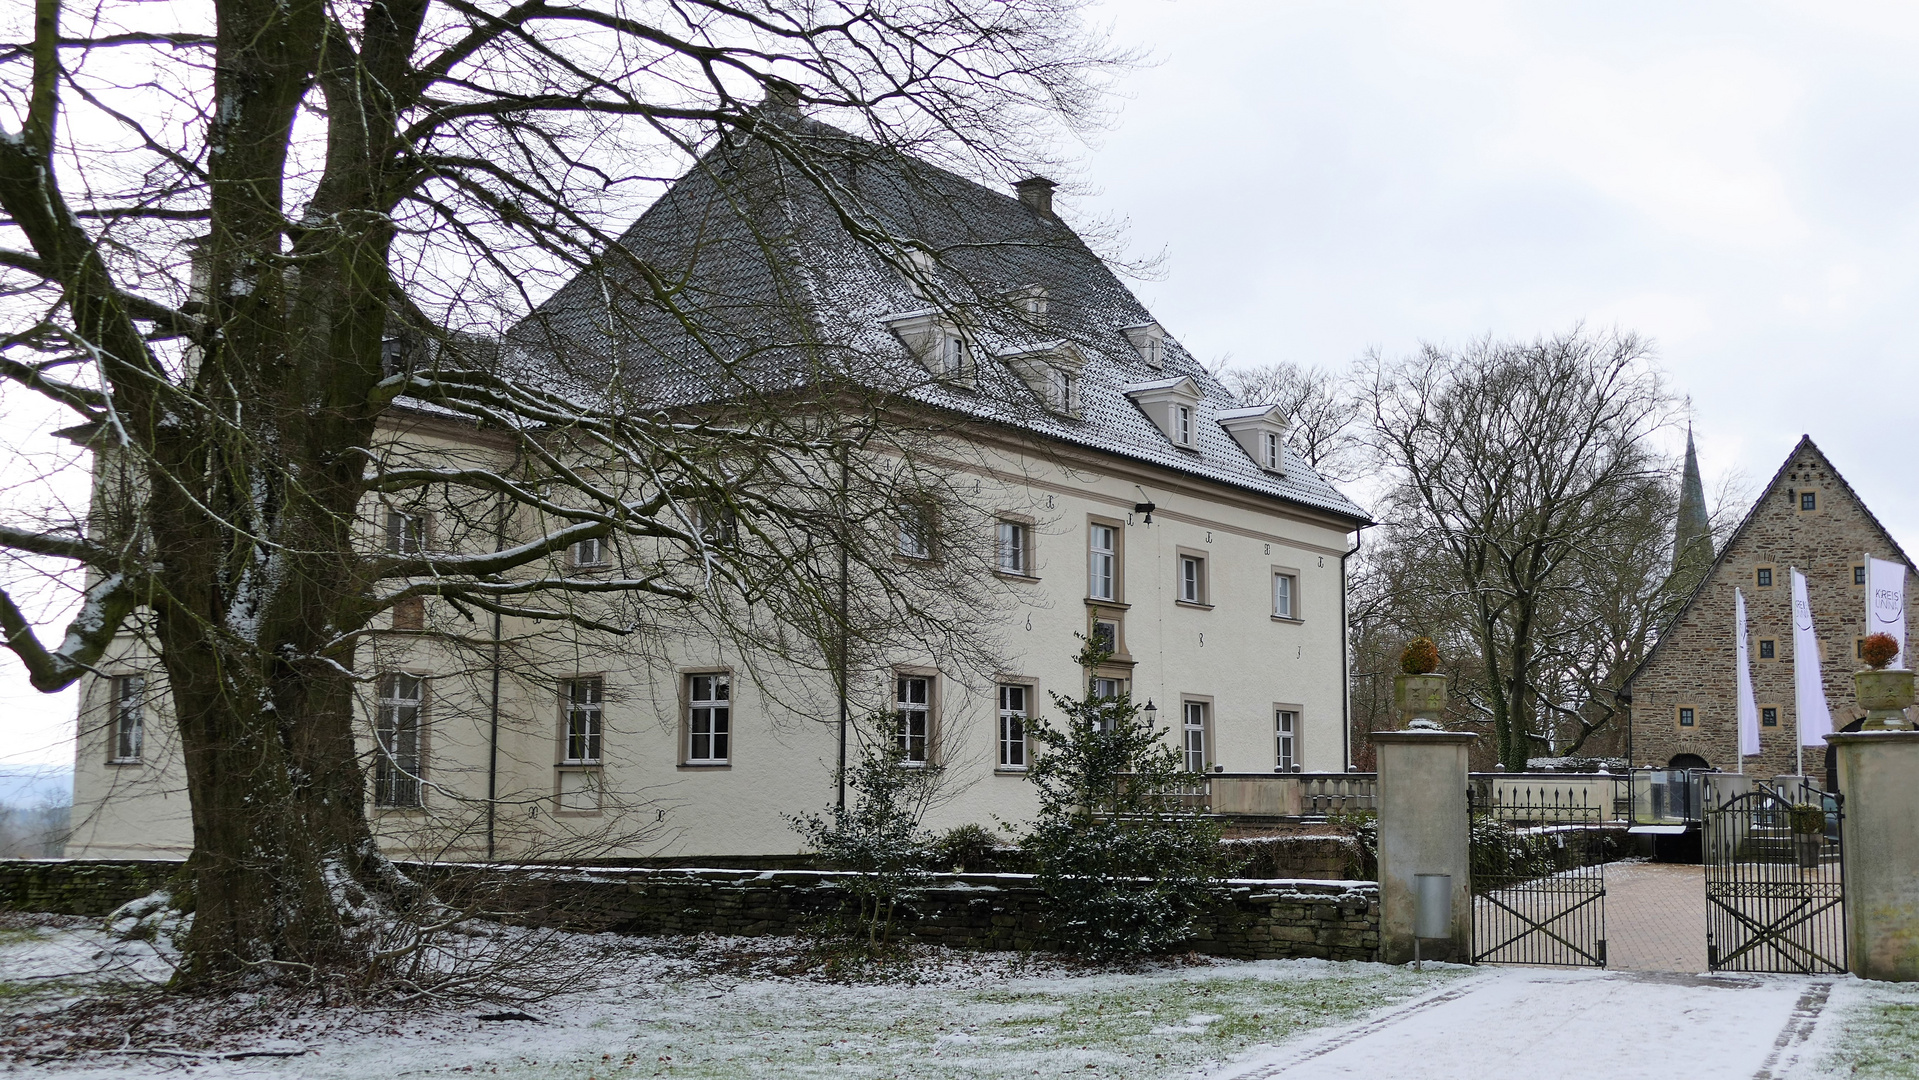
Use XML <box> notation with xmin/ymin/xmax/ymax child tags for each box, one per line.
<box><xmin>505</xmin><ymin>118</ymin><xmax>1369</xmax><ymax>526</ymax></box>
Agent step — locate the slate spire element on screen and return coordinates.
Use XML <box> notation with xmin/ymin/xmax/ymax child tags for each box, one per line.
<box><xmin>1674</xmin><ymin>426</ymin><xmax>1712</xmax><ymax>574</ymax></box>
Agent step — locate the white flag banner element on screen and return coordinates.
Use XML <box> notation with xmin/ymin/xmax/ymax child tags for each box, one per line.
<box><xmin>1867</xmin><ymin>555</ymin><xmax>1907</xmax><ymax>669</ymax></box>
<box><xmin>1736</xmin><ymin>588</ymin><xmax>1761</xmax><ymax>758</ymax></box>
<box><xmin>1792</xmin><ymin>568</ymin><xmax>1835</xmax><ymax>749</ymax></box>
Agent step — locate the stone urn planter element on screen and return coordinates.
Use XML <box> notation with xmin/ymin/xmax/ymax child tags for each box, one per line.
<box><xmin>1854</xmin><ymin>668</ymin><xmax>1915</xmax><ymax>731</ymax></box>
<box><xmin>1394</xmin><ymin>674</ymin><xmax>1448</xmax><ymax>730</ymax></box>
<box><xmin>1789</xmin><ymin>803</ymin><xmax>1826</xmax><ymax>869</ymax></box>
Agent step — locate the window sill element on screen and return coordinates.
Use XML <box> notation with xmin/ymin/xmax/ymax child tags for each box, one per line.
<box><xmin>553</xmin><ymin>808</ymin><xmax>604</xmax><ymax>818</ymax></box>
<box><xmin>1175</xmin><ymin>600</ymin><xmax>1213</xmax><ymax>611</ymax></box>
<box><xmin>374</xmin><ymin>805</ymin><xmax>429</xmax><ymax>815</ymax></box>
<box><xmin>558</xmin><ymin>762</ymin><xmax>605</xmax><ymax>770</ymax></box>
<box><xmin>994</xmin><ymin>766</ymin><xmax>1030</xmax><ymax>775</ymax></box>
<box><xmin>106</xmin><ymin>759</ymin><xmax>144</xmax><ymax>767</ymax></box>
<box><xmin>1084</xmin><ymin>598</ymin><xmax>1129</xmax><ymax>610</ymax></box>
<box><xmin>1271</xmin><ymin>615</ymin><xmax>1303</xmax><ymax>624</ymax></box>
<box><xmin>995</xmin><ymin>570</ymin><xmax>1040</xmax><ymax>583</ymax></box>
<box><xmin>678</xmin><ymin>761</ymin><xmax>732</xmax><ymax>771</ymax></box>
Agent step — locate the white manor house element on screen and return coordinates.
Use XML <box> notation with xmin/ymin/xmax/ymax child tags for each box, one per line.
<box><xmin>66</xmin><ymin>120</ymin><xmax>1369</xmax><ymax>862</ymax></box>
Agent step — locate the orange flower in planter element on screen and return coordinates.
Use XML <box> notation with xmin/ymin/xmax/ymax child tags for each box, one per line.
<box><xmin>1861</xmin><ymin>632</ymin><xmax>1900</xmax><ymax>670</ymax></box>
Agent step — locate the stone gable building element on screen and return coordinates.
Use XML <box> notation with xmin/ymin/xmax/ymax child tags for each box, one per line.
<box><xmin>1625</xmin><ymin>436</ymin><xmax>1913</xmax><ymax>776</ymax></box>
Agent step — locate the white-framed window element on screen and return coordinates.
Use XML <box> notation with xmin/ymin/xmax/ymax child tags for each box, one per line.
<box><xmin>687</xmin><ymin>673</ymin><xmax>731</xmax><ymax>764</ymax></box>
<box><xmin>571</xmin><ymin>536</ymin><xmax>606</xmax><ymax>568</ymax></box>
<box><xmin>1088</xmin><ymin>523</ymin><xmax>1117</xmax><ymax>600</ymax></box>
<box><xmin>1183</xmin><ymin>700</ymin><xmax>1208</xmax><ymax>773</ymax></box>
<box><xmin>997</xmin><ymin>684</ymin><xmax>1029</xmax><ymax>769</ymax></box>
<box><xmin>1262</xmin><ymin>431</ymin><xmax>1282</xmax><ymax>470</ymax></box>
<box><xmin>375</xmin><ymin>673</ymin><xmax>424</xmax><ymax>807</ymax></box>
<box><xmin>1273</xmin><ymin>572</ymin><xmax>1297</xmax><ymax>619</ymax></box>
<box><xmin>562</xmin><ymin>677</ymin><xmax>604</xmax><ymax>765</ymax></box>
<box><xmin>896</xmin><ymin>676</ymin><xmax>931</xmax><ymax>764</ymax></box>
<box><xmin>1051</xmin><ymin>367</ymin><xmax>1078</xmax><ymax>413</ymax></box>
<box><xmin>1276</xmin><ymin>709</ymin><xmax>1298</xmax><ymax>772</ymax></box>
<box><xmin>1141</xmin><ymin>336</ymin><xmax>1161</xmax><ymax>366</ymax></box>
<box><xmin>1174</xmin><ymin>404</ymin><xmax>1194</xmax><ymax>446</ymax></box>
<box><xmin>939</xmin><ymin>334</ymin><xmax>970</xmax><ymax>378</ymax></box>
<box><xmin>385</xmin><ymin>509</ymin><xmax>426</xmax><ymax>555</ymax></box>
<box><xmin>110</xmin><ymin>675</ymin><xmax>145</xmax><ymax>763</ymax></box>
<box><xmin>1179</xmin><ymin>554</ymin><xmax>1207</xmax><ymax>604</ymax></box>
<box><xmin>997</xmin><ymin>521</ymin><xmax>1030</xmax><ymax>575</ymax></box>
<box><xmin>693</xmin><ymin>501</ymin><xmax>738</xmax><ymax>545</ymax></box>
<box><xmin>1091</xmin><ymin>676</ymin><xmax>1126</xmax><ymax>732</ymax></box>
<box><xmin>896</xmin><ymin>503</ymin><xmax>932</xmax><ymax>559</ymax></box>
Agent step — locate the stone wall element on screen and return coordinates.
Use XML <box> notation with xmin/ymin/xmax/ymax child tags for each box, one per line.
<box><xmin>0</xmin><ymin>858</ymin><xmax>179</xmax><ymax>916</ymax></box>
<box><xmin>441</xmin><ymin>865</ymin><xmax>1380</xmax><ymax>962</ymax></box>
<box><xmin>1631</xmin><ymin>439</ymin><xmax>1907</xmax><ymax>777</ymax></box>
<box><xmin>2</xmin><ymin>859</ymin><xmax>1380</xmax><ymax>962</ymax></box>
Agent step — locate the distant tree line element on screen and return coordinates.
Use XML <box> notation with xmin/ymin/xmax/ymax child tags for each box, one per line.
<box><xmin>1218</xmin><ymin>327</ymin><xmax>1742</xmax><ymax>771</ymax></box>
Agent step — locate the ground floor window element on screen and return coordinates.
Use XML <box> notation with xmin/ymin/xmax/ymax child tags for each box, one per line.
<box><xmin>1276</xmin><ymin>709</ymin><xmax>1298</xmax><ymax>772</ymax></box>
<box><xmin>687</xmin><ymin>673</ymin><xmax>731</xmax><ymax>763</ymax></box>
<box><xmin>1183</xmin><ymin>700</ymin><xmax>1208</xmax><ymax>773</ymax></box>
<box><xmin>375</xmin><ymin>673</ymin><xmax>424</xmax><ymax>807</ymax></box>
<box><xmin>896</xmin><ymin>676</ymin><xmax>931</xmax><ymax>763</ymax></box>
<box><xmin>997</xmin><ymin>684</ymin><xmax>1028</xmax><ymax>769</ymax></box>
<box><xmin>562</xmin><ymin>677</ymin><xmax>604</xmax><ymax>764</ymax></box>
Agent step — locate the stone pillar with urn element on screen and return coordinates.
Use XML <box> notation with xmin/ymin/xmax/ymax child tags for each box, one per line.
<box><xmin>1373</xmin><ymin>637</ymin><xmax>1475</xmax><ymax>964</ymax></box>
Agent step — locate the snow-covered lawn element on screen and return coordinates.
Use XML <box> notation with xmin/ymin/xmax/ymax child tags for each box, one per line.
<box><xmin>1806</xmin><ymin>977</ymin><xmax>1919</xmax><ymax>1078</ymax></box>
<box><xmin>0</xmin><ymin>914</ymin><xmax>1462</xmax><ymax>1078</ymax></box>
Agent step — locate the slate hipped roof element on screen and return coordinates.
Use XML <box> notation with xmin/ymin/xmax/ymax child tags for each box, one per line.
<box><xmin>504</xmin><ymin>115</ymin><xmax>1368</xmax><ymax>526</ymax></box>
<box><xmin>1623</xmin><ymin>434</ymin><xmax>1915</xmax><ymax>691</ymax></box>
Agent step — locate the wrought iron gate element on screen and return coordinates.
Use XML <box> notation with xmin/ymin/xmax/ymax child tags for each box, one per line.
<box><xmin>1704</xmin><ymin>780</ymin><xmax>1846</xmax><ymax>973</ymax></box>
<box><xmin>1469</xmin><ymin>779</ymin><xmax>1608</xmax><ymax>967</ymax></box>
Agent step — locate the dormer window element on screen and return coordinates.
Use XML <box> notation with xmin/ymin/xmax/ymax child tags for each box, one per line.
<box><xmin>938</xmin><ymin>334</ymin><xmax>971</xmax><ymax>378</ymax></box>
<box><xmin>1122</xmin><ymin>376</ymin><xmax>1204</xmax><ymax>449</ymax></box>
<box><xmin>1122</xmin><ymin>323</ymin><xmax>1166</xmax><ymax>369</ymax></box>
<box><xmin>1007</xmin><ymin>285</ymin><xmax>1049</xmax><ymax>322</ymax></box>
<box><xmin>901</xmin><ymin>249</ymin><xmax>938</xmax><ymax>298</ymax></box>
<box><xmin>1217</xmin><ymin>404</ymin><xmax>1288</xmax><ymax>474</ymax></box>
<box><xmin>883</xmin><ymin>310</ymin><xmax>974</xmax><ymax>384</ymax></box>
<box><xmin>1001</xmin><ymin>342</ymin><xmax>1086</xmax><ymax>417</ymax></box>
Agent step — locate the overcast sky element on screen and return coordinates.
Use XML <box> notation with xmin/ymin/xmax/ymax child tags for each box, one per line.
<box><xmin>5</xmin><ymin>0</ymin><xmax>1916</xmax><ymax>767</ymax></box>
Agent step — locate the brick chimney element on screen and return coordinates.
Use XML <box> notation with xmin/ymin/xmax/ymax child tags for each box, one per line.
<box><xmin>1013</xmin><ymin>176</ymin><xmax>1057</xmax><ymax>215</ymax></box>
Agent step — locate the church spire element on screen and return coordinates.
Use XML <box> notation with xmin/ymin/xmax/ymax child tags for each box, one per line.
<box><xmin>1674</xmin><ymin>426</ymin><xmax>1712</xmax><ymax>574</ymax></box>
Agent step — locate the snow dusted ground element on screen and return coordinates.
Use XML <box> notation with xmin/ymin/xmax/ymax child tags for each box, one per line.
<box><xmin>0</xmin><ymin>914</ymin><xmax>1458</xmax><ymax>1078</ymax></box>
<box><xmin>10</xmin><ymin>910</ymin><xmax>1918</xmax><ymax>1079</ymax></box>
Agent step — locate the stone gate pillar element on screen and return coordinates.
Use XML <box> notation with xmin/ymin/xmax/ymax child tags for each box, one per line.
<box><xmin>1828</xmin><ymin>730</ymin><xmax>1919</xmax><ymax>981</ymax></box>
<box><xmin>1371</xmin><ymin>730</ymin><xmax>1476</xmax><ymax>964</ymax></box>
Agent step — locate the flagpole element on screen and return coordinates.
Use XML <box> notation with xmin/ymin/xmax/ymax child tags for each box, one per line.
<box><xmin>1793</xmin><ymin>565</ymin><xmax>1803</xmax><ymax>779</ymax></box>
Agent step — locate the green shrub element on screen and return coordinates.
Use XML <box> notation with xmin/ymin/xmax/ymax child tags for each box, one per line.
<box><xmin>933</xmin><ymin>823</ymin><xmax>1002</xmax><ymax>873</ymax></box>
<box><xmin>1022</xmin><ymin>641</ymin><xmax>1226</xmax><ymax>959</ymax></box>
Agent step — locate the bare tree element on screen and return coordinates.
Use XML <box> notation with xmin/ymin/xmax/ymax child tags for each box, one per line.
<box><xmin>1356</xmin><ymin>329</ymin><xmax>1679</xmax><ymax>770</ymax></box>
<box><xmin>1214</xmin><ymin>361</ymin><xmax>1363</xmax><ymax>483</ymax></box>
<box><xmin>0</xmin><ymin>0</ymin><xmax>1126</xmax><ymax>987</ymax></box>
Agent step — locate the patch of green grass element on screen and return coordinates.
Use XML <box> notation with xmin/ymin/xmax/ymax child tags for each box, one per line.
<box><xmin>484</xmin><ymin>964</ymin><xmax>1464</xmax><ymax>1080</ymax></box>
<box><xmin>1822</xmin><ymin>994</ymin><xmax>1919</xmax><ymax>1078</ymax></box>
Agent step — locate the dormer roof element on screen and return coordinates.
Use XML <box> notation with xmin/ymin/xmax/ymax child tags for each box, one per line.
<box><xmin>506</xmin><ymin>118</ymin><xmax>1368</xmax><ymax>526</ymax></box>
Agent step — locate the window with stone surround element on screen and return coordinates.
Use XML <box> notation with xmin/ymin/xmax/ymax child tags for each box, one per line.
<box><xmin>1758</xmin><ymin>638</ymin><xmax>1776</xmax><ymax>661</ymax></box>
<box><xmin>1755</xmin><ymin>566</ymin><xmax>1775</xmax><ymax>589</ymax></box>
<box><xmin>1675</xmin><ymin>704</ymin><xmax>1697</xmax><ymax>729</ymax></box>
<box><xmin>1761</xmin><ymin>705</ymin><xmax>1779</xmax><ymax>728</ymax></box>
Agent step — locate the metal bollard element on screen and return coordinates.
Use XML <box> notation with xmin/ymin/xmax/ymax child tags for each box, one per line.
<box><xmin>1414</xmin><ymin>873</ymin><xmax>1453</xmax><ymax>970</ymax></box>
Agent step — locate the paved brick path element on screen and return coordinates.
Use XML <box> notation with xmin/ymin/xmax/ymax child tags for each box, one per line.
<box><xmin>1604</xmin><ymin>860</ymin><xmax>1709</xmax><ymax>973</ymax></box>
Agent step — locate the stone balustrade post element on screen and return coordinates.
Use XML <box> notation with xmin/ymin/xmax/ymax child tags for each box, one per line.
<box><xmin>1371</xmin><ymin>730</ymin><xmax>1476</xmax><ymax>965</ymax></box>
<box><xmin>1828</xmin><ymin>730</ymin><xmax>1919</xmax><ymax>981</ymax></box>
